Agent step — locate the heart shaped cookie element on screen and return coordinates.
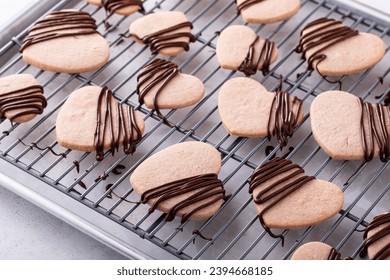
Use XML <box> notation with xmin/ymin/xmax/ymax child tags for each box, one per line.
<box><xmin>86</xmin><ymin>0</ymin><xmax>143</xmax><ymax>16</ymax></box>
<box><xmin>291</xmin><ymin>242</ymin><xmax>343</xmax><ymax>260</ymax></box>
<box><xmin>129</xmin><ymin>11</ymin><xmax>196</xmax><ymax>56</ymax></box>
<box><xmin>21</xmin><ymin>10</ymin><xmax>110</xmax><ymax>73</ymax></box>
<box><xmin>86</xmin><ymin>0</ymin><xmax>144</xmax><ymax>28</ymax></box>
<box><xmin>310</xmin><ymin>90</ymin><xmax>390</xmax><ymax>161</ymax></box>
<box><xmin>130</xmin><ymin>141</ymin><xmax>229</xmax><ymax>222</ymax></box>
<box><xmin>360</xmin><ymin>212</ymin><xmax>390</xmax><ymax>260</ymax></box>
<box><xmin>236</xmin><ymin>0</ymin><xmax>300</xmax><ymax>24</ymax></box>
<box><xmin>56</xmin><ymin>86</ymin><xmax>145</xmax><ymax>160</ymax></box>
<box><xmin>216</xmin><ymin>25</ymin><xmax>278</xmax><ymax>76</ymax></box>
<box><xmin>296</xmin><ymin>17</ymin><xmax>386</xmax><ymax>76</ymax></box>
<box><xmin>249</xmin><ymin>157</ymin><xmax>343</xmax><ymax>244</ymax></box>
<box><xmin>218</xmin><ymin>77</ymin><xmax>304</xmax><ymax>148</ymax></box>
<box><xmin>0</xmin><ymin>74</ymin><xmax>46</xmax><ymax>123</ymax></box>
<box><xmin>137</xmin><ymin>59</ymin><xmax>204</xmax><ymax>109</ymax></box>
<box><xmin>137</xmin><ymin>58</ymin><xmax>204</xmax><ymax>124</ymax></box>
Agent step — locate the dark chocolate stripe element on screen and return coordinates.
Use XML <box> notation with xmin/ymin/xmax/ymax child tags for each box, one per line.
<box><xmin>327</xmin><ymin>248</ymin><xmax>341</xmax><ymax>260</ymax></box>
<box><xmin>358</xmin><ymin>98</ymin><xmax>390</xmax><ymax>162</ymax></box>
<box><xmin>267</xmin><ymin>90</ymin><xmax>302</xmax><ymax>148</ymax></box>
<box><xmin>94</xmin><ymin>86</ymin><xmax>142</xmax><ymax>161</ymax></box>
<box><xmin>295</xmin><ymin>18</ymin><xmax>359</xmax><ymax>74</ymax></box>
<box><xmin>360</xmin><ymin>212</ymin><xmax>390</xmax><ymax>260</ymax></box>
<box><xmin>103</xmin><ymin>0</ymin><xmax>143</xmax><ymax>14</ymax></box>
<box><xmin>249</xmin><ymin>157</ymin><xmax>315</xmax><ymax>245</ymax></box>
<box><xmin>0</xmin><ymin>85</ymin><xmax>46</xmax><ymax>122</ymax></box>
<box><xmin>102</xmin><ymin>0</ymin><xmax>144</xmax><ymax>28</ymax></box>
<box><xmin>130</xmin><ymin>21</ymin><xmax>196</xmax><ymax>54</ymax></box>
<box><xmin>238</xmin><ymin>35</ymin><xmax>275</xmax><ymax>76</ymax></box>
<box><xmin>236</xmin><ymin>0</ymin><xmax>265</xmax><ymax>14</ymax></box>
<box><xmin>137</xmin><ymin>58</ymin><xmax>179</xmax><ymax>126</ymax></box>
<box><xmin>20</xmin><ymin>10</ymin><xmax>98</xmax><ymax>51</ymax></box>
<box><xmin>140</xmin><ymin>173</ymin><xmax>228</xmax><ymax>223</ymax></box>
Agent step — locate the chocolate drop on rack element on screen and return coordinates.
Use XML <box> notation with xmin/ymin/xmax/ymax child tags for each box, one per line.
<box><xmin>238</xmin><ymin>35</ymin><xmax>275</xmax><ymax>76</ymax></box>
<box><xmin>0</xmin><ymin>85</ymin><xmax>46</xmax><ymax>123</ymax></box>
<box><xmin>112</xmin><ymin>164</ymin><xmax>126</xmax><ymax>175</ymax></box>
<box><xmin>129</xmin><ymin>21</ymin><xmax>196</xmax><ymax>54</ymax></box>
<box><xmin>140</xmin><ymin>173</ymin><xmax>228</xmax><ymax>223</ymax></box>
<box><xmin>105</xmin><ymin>184</ymin><xmax>139</xmax><ymax>203</ymax></box>
<box><xmin>267</xmin><ymin>86</ymin><xmax>303</xmax><ymax>149</ymax></box>
<box><xmin>73</xmin><ymin>160</ymin><xmax>80</xmax><ymax>173</ymax></box>
<box><xmin>360</xmin><ymin>212</ymin><xmax>390</xmax><ymax>260</ymax></box>
<box><xmin>295</xmin><ymin>17</ymin><xmax>359</xmax><ymax>77</ymax></box>
<box><xmin>248</xmin><ymin>157</ymin><xmax>315</xmax><ymax>245</ymax></box>
<box><xmin>236</xmin><ymin>0</ymin><xmax>265</xmax><ymax>14</ymax></box>
<box><xmin>192</xmin><ymin>230</ymin><xmax>212</xmax><ymax>243</ymax></box>
<box><xmin>358</xmin><ymin>98</ymin><xmax>390</xmax><ymax>162</ymax></box>
<box><xmin>77</xmin><ymin>180</ymin><xmax>87</xmax><ymax>189</ymax></box>
<box><xmin>102</xmin><ymin>0</ymin><xmax>144</xmax><ymax>29</ymax></box>
<box><xmin>94</xmin><ymin>86</ymin><xmax>142</xmax><ymax>161</ymax></box>
<box><xmin>20</xmin><ymin>10</ymin><xmax>98</xmax><ymax>51</ymax></box>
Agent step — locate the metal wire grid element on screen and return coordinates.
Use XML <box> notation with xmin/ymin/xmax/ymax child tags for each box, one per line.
<box><xmin>0</xmin><ymin>0</ymin><xmax>389</xmax><ymax>259</ymax></box>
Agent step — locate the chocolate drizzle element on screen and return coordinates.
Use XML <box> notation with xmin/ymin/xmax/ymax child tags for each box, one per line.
<box><xmin>295</xmin><ymin>18</ymin><xmax>359</xmax><ymax>82</ymax></box>
<box><xmin>248</xmin><ymin>157</ymin><xmax>315</xmax><ymax>245</ymax></box>
<box><xmin>238</xmin><ymin>35</ymin><xmax>275</xmax><ymax>76</ymax></box>
<box><xmin>267</xmin><ymin>84</ymin><xmax>302</xmax><ymax>149</ymax></box>
<box><xmin>358</xmin><ymin>98</ymin><xmax>390</xmax><ymax>162</ymax></box>
<box><xmin>137</xmin><ymin>58</ymin><xmax>179</xmax><ymax>127</ymax></box>
<box><xmin>20</xmin><ymin>10</ymin><xmax>98</xmax><ymax>52</ymax></box>
<box><xmin>140</xmin><ymin>173</ymin><xmax>229</xmax><ymax>223</ymax></box>
<box><xmin>94</xmin><ymin>86</ymin><xmax>142</xmax><ymax>161</ymax></box>
<box><xmin>360</xmin><ymin>212</ymin><xmax>390</xmax><ymax>260</ymax></box>
<box><xmin>192</xmin><ymin>230</ymin><xmax>212</xmax><ymax>243</ymax></box>
<box><xmin>236</xmin><ymin>0</ymin><xmax>265</xmax><ymax>14</ymax></box>
<box><xmin>0</xmin><ymin>85</ymin><xmax>46</xmax><ymax>123</ymax></box>
<box><xmin>384</xmin><ymin>91</ymin><xmax>390</xmax><ymax>106</ymax></box>
<box><xmin>102</xmin><ymin>0</ymin><xmax>144</xmax><ymax>29</ymax></box>
<box><xmin>327</xmin><ymin>247</ymin><xmax>342</xmax><ymax>260</ymax></box>
<box><xmin>18</xmin><ymin>138</ymin><xmax>66</xmax><ymax>158</ymax></box>
<box><xmin>129</xmin><ymin>21</ymin><xmax>196</xmax><ymax>54</ymax></box>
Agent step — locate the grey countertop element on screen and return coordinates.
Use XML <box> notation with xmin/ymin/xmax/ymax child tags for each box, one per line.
<box><xmin>0</xmin><ymin>186</ymin><xmax>126</xmax><ymax>259</ymax></box>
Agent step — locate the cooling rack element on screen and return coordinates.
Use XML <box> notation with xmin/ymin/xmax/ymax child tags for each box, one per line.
<box><xmin>0</xmin><ymin>0</ymin><xmax>389</xmax><ymax>260</ymax></box>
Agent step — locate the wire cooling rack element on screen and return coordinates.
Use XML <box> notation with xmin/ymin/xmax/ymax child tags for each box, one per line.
<box><xmin>0</xmin><ymin>0</ymin><xmax>389</xmax><ymax>259</ymax></box>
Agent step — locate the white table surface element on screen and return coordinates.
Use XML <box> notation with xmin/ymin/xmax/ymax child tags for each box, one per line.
<box><xmin>0</xmin><ymin>0</ymin><xmax>389</xmax><ymax>260</ymax></box>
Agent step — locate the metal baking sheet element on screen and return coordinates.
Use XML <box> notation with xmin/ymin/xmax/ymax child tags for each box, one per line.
<box><xmin>0</xmin><ymin>0</ymin><xmax>389</xmax><ymax>259</ymax></box>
